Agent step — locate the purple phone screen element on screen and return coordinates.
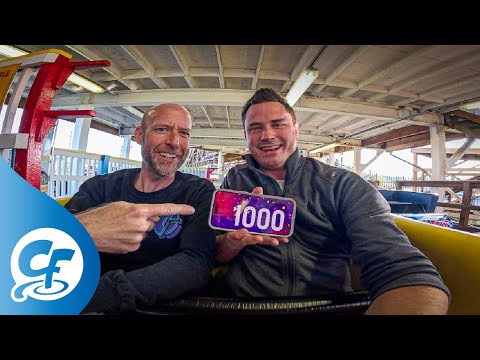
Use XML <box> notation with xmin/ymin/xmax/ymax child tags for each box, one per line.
<box><xmin>209</xmin><ymin>189</ymin><xmax>296</xmax><ymax>236</ymax></box>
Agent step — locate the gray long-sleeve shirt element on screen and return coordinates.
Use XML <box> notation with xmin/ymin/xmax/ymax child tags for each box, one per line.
<box><xmin>217</xmin><ymin>149</ymin><xmax>450</xmax><ymax>301</ymax></box>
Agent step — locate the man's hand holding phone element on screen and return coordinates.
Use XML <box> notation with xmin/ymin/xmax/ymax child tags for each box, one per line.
<box><xmin>209</xmin><ymin>186</ymin><xmax>296</xmax><ymax>236</ymax></box>
<box><xmin>217</xmin><ymin>224</ymin><xmax>289</xmax><ymax>246</ymax></box>
<box><xmin>213</xmin><ymin>187</ymin><xmax>292</xmax><ymax>263</ymax></box>
<box><xmin>218</xmin><ymin>187</ymin><xmax>290</xmax><ymax>245</ymax></box>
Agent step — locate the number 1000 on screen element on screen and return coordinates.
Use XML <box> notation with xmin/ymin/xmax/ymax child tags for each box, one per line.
<box><xmin>208</xmin><ymin>189</ymin><xmax>296</xmax><ymax>237</ymax></box>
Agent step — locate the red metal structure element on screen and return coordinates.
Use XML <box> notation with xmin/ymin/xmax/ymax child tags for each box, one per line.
<box><xmin>206</xmin><ymin>167</ymin><xmax>218</xmax><ymax>180</ymax></box>
<box><xmin>13</xmin><ymin>52</ymin><xmax>110</xmax><ymax>190</ymax></box>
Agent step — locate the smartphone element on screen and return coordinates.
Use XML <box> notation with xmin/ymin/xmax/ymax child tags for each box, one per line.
<box><xmin>208</xmin><ymin>189</ymin><xmax>296</xmax><ymax>237</ymax></box>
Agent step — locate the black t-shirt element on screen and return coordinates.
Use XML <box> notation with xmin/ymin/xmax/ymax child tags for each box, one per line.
<box><xmin>65</xmin><ymin>169</ymin><xmax>217</xmax><ymax>313</ymax></box>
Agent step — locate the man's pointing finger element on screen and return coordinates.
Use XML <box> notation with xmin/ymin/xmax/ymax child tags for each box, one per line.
<box><xmin>142</xmin><ymin>203</ymin><xmax>195</xmax><ymax>217</ymax></box>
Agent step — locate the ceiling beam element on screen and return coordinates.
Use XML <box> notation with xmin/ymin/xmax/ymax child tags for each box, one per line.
<box><xmin>297</xmin><ymin>96</ymin><xmax>402</xmax><ymax>120</ymax></box>
<box><xmin>52</xmin><ymin>89</ymin><xmax>443</xmax><ymax>128</ymax></box>
<box><xmin>385</xmin><ymin>132</ymin><xmax>465</xmax><ymax>152</ymax></box>
<box><xmin>201</xmin><ymin>106</ymin><xmax>213</xmax><ymax>127</ymax></box>
<box><xmin>299</xmin><ymin>113</ymin><xmax>324</xmax><ymax>129</ymax></box>
<box><xmin>168</xmin><ymin>45</ymin><xmax>195</xmax><ymax>88</ymax></box>
<box><xmin>87</xmin><ymin>67</ymin><xmax>442</xmax><ymax>105</ymax></box>
<box><xmin>118</xmin><ymin>126</ymin><xmax>341</xmax><ymax>144</ymax></box>
<box><xmin>311</xmin><ymin>45</ymin><xmax>369</xmax><ymax>96</ymax></box>
<box><xmin>449</xmin><ymin>110</ymin><xmax>480</xmax><ymax>123</ymax></box>
<box><xmin>252</xmin><ymin>46</ymin><xmax>264</xmax><ymax>90</ymax></box>
<box><xmin>52</xmin><ymin>90</ymin><xmax>398</xmax><ymax>119</ymax></box>
<box><xmin>91</xmin><ymin>68</ymin><xmax>261</xmax><ymax>81</ymax></box>
<box><xmin>120</xmin><ymin>45</ymin><xmax>169</xmax><ymax>89</ymax></box>
<box><xmin>339</xmin><ymin>46</ymin><xmax>436</xmax><ymax>99</ymax></box>
<box><xmin>94</xmin><ymin>107</ymin><xmax>138</xmax><ymax>127</ymax></box>
<box><xmin>66</xmin><ymin>45</ymin><xmax>141</xmax><ymax>91</ymax></box>
<box><xmin>281</xmin><ymin>45</ymin><xmax>325</xmax><ymax>92</ymax></box>
<box><xmin>362</xmin><ymin>125</ymin><xmax>430</xmax><ymax>147</ymax></box>
<box><xmin>226</xmin><ymin>106</ymin><xmax>231</xmax><ymax>129</ymax></box>
<box><xmin>192</xmin><ymin>145</ymin><xmax>248</xmax><ymax>155</ymax></box>
<box><xmin>394</xmin><ymin>74</ymin><xmax>480</xmax><ymax>107</ymax></box>
<box><xmin>91</xmin><ymin>119</ymin><xmax>120</xmax><ymax>135</ymax></box>
<box><xmin>52</xmin><ymin>89</ymin><xmax>255</xmax><ymax>108</ymax></box>
<box><xmin>189</xmin><ymin>138</ymin><xmax>325</xmax><ymax>150</ymax></box>
<box><xmin>412</xmin><ymin>147</ymin><xmax>480</xmax><ymax>155</ymax></box>
<box><xmin>313</xmin><ymin>114</ymin><xmax>344</xmax><ymax>134</ymax></box>
<box><xmin>368</xmin><ymin>50</ymin><xmax>480</xmax><ymax>104</ymax></box>
<box><xmin>385</xmin><ymin>132</ymin><xmax>432</xmax><ymax>151</ymax></box>
<box><xmin>215</xmin><ymin>45</ymin><xmax>225</xmax><ymax>89</ymax></box>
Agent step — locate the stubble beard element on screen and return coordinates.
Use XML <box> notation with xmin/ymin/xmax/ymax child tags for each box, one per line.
<box><xmin>250</xmin><ymin>140</ymin><xmax>297</xmax><ymax>172</ymax></box>
<box><xmin>142</xmin><ymin>145</ymin><xmax>188</xmax><ymax>177</ymax></box>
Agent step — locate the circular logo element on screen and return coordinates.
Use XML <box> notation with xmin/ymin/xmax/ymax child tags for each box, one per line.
<box><xmin>10</xmin><ymin>228</ymin><xmax>83</xmax><ymax>302</ymax></box>
<box><xmin>154</xmin><ymin>215</ymin><xmax>183</xmax><ymax>239</ymax></box>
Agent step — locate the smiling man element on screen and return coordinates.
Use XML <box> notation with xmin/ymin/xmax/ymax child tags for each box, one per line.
<box><xmin>65</xmin><ymin>104</ymin><xmax>216</xmax><ymax>314</ymax></box>
<box><xmin>211</xmin><ymin>88</ymin><xmax>450</xmax><ymax>315</ymax></box>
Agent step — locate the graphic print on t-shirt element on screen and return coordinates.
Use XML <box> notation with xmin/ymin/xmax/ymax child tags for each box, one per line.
<box><xmin>154</xmin><ymin>215</ymin><xmax>183</xmax><ymax>239</ymax></box>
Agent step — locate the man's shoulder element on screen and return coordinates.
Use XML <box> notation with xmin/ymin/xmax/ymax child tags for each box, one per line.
<box><xmin>176</xmin><ymin>171</ymin><xmax>216</xmax><ymax>189</ymax></box>
<box><xmin>301</xmin><ymin>158</ymin><xmax>369</xmax><ymax>192</ymax></box>
<box><xmin>86</xmin><ymin>168</ymin><xmax>136</xmax><ymax>184</ymax></box>
<box><xmin>304</xmin><ymin>157</ymin><xmax>356</xmax><ymax>177</ymax></box>
<box><xmin>226</xmin><ymin>163</ymin><xmax>249</xmax><ymax>176</ymax></box>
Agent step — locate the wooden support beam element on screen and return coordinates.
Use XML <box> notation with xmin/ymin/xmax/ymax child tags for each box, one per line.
<box><xmin>362</xmin><ymin>125</ymin><xmax>429</xmax><ymax>147</ymax></box>
<box><xmin>385</xmin><ymin>132</ymin><xmax>465</xmax><ymax>152</ymax></box>
<box><xmin>450</xmin><ymin>110</ymin><xmax>480</xmax><ymax>124</ymax></box>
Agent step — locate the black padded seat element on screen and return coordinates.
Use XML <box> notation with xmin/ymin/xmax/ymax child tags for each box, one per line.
<box><xmin>136</xmin><ymin>291</ymin><xmax>371</xmax><ymax>315</ymax></box>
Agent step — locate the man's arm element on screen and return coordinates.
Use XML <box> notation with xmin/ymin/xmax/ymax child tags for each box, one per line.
<box><xmin>216</xmin><ymin>228</ymin><xmax>288</xmax><ymax>263</ymax></box>
<box><xmin>76</xmin><ymin>201</ymin><xmax>194</xmax><ymax>253</ymax></box>
<box><xmin>337</xmin><ymin>172</ymin><xmax>451</xmax><ymax>314</ymax></box>
<box><xmin>83</xmin><ymin>179</ymin><xmax>217</xmax><ymax>314</ymax></box>
<box><xmin>83</xmin><ymin>247</ymin><xmax>215</xmax><ymax>314</ymax></box>
<box><xmin>66</xmin><ymin>174</ymin><xmax>194</xmax><ymax>254</ymax></box>
<box><xmin>217</xmin><ymin>229</ymin><xmax>257</xmax><ymax>263</ymax></box>
<box><xmin>365</xmin><ymin>285</ymin><xmax>449</xmax><ymax>315</ymax></box>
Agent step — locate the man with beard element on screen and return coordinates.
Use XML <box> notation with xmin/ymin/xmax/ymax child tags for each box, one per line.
<box><xmin>211</xmin><ymin>88</ymin><xmax>450</xmax><ymax>314</ymax></box>
<box><xmin>65</xmin><ymin>104</ymin><xmax>216</xmax><ymax>314</ymax></box>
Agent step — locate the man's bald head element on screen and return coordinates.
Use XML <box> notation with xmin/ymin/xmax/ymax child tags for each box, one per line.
<box><xmin>141</xmin><ymin>104</ymin><xmax>192</xmax><ymax>131</ymax></box>
<box><xmin>135</xmin><ymin>103</ymin><xmax>193</xmax><ymax>177</ymax></box>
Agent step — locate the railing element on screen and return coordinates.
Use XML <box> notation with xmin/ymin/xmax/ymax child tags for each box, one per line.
<box><xmin>0</xmin><ymin>49</ymin><xmax>109</xmax><ymax>190</ymax></box>
<box><xmin>46</xmin><ymin>148</ymin><xmax>218</xmax><ymax>199</ymax></box>
<box><xmin>396</xmin><ymin>180</ymin><xmax>480</xmax><ymax>233</ymax></box>
<box><xmin>47</xmin><ymin>148</ymin><xmax>141</xmax><ymax>199</ymax></box>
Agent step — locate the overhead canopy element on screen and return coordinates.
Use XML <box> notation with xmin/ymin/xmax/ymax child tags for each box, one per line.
<box><xmin>4</xmin><ymin>45</ymin><xmax>480</xmax><ymax>154</ymax></box>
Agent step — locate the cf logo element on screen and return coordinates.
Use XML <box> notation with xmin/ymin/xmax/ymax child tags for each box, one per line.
<box><xmin>11</xmin><ymin>228</ymin><xmax>84</xmax><ymax>302</ymax></box>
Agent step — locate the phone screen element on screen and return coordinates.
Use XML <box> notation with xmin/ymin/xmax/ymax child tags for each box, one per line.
<box><xmin>208</xmin><ymin>189</ymin><xmax>296</xmax><ymax>237</ymax></box>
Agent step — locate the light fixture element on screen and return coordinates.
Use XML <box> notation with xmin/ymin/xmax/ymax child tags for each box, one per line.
<box><xmin>0</xmin><ymin>45</ymin><xmax>105</xmax><ymax>93</ymax></box>
<box><xmin>67</xmin><ymin>73</ymin><xmax>104</xmax><ymax>93</ymax></box>
<box><xmin>309</xmin><ymin>142</ymin><xmax>340</xmax><ymax>154</ymax></box>
<box><xmin>0</xmin><ymin>45</ymin><xmax>26</xmax><ymax>57</ymax></box>
<box><xmin>460</xmin><ymin>101</ymin><xmax>480</xmax><ymax>110</ymax></box>
<box><xmin>285</xmin><ymin>68</ymin><xmax>319</xmax><ymax>106</ymax></box>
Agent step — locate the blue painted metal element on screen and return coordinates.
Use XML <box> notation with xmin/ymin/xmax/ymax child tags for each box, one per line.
<box><xmin>98</xmin><ymin>155</ymin><xmax>110</xmax><ymax>175</ymax></box>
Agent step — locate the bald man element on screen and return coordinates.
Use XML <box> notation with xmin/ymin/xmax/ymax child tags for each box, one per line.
<box><xmin>66</xmin><ymin>104</ymin><xmax>216</xmax><ymax>314</ymax></box>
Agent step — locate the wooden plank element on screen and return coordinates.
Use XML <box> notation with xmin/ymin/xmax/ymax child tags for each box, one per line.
<box><xmin>450</xmin><ymin>110</ymin><xmax>480</xmax><ymax>124</ymax></box>
<box><xmin>362</xmin><ymin>125</ymin><xmax>429</xmax><ymax>147</ymax></box>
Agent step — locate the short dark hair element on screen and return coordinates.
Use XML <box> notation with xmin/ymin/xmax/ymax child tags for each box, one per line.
<box><xmin>241</xmin><ymin>88</ymin><xmax>297</xmax><ymax>129</ymax></box>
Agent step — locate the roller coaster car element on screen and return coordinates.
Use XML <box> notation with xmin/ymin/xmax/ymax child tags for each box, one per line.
<box><xmin>393</xmin><ymin>214</ymin><xmax>480</xmax><ymax>315</ymax></box>
<box><xmin>57</xmin><ymin>198</ymin><xmax>480</xmax><ymax>315</ymax></box>
<box><xmin>139</xmin><ymin>216</ymin><xmax>480</xmax><ymax>315</ymax></box>
<box><xmin>137</xmin><ymin>291</ymin><xmax>371</xmax><ymax>316</ymax></box>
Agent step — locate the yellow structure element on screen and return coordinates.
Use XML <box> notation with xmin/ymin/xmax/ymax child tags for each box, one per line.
<box><xmin>56</xmin><ymin>197</ymin><xmax>71</xmax><ymax>206</ymax></box>
<box><xmin>55</xmin><ymin>195</ymin><xmax>480</xmax><ymax>314</ymax></box>
<box><xmin>394</xmin><ymin>214</ymin><xmax>480</xmax><ymax>315</ymax></box>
